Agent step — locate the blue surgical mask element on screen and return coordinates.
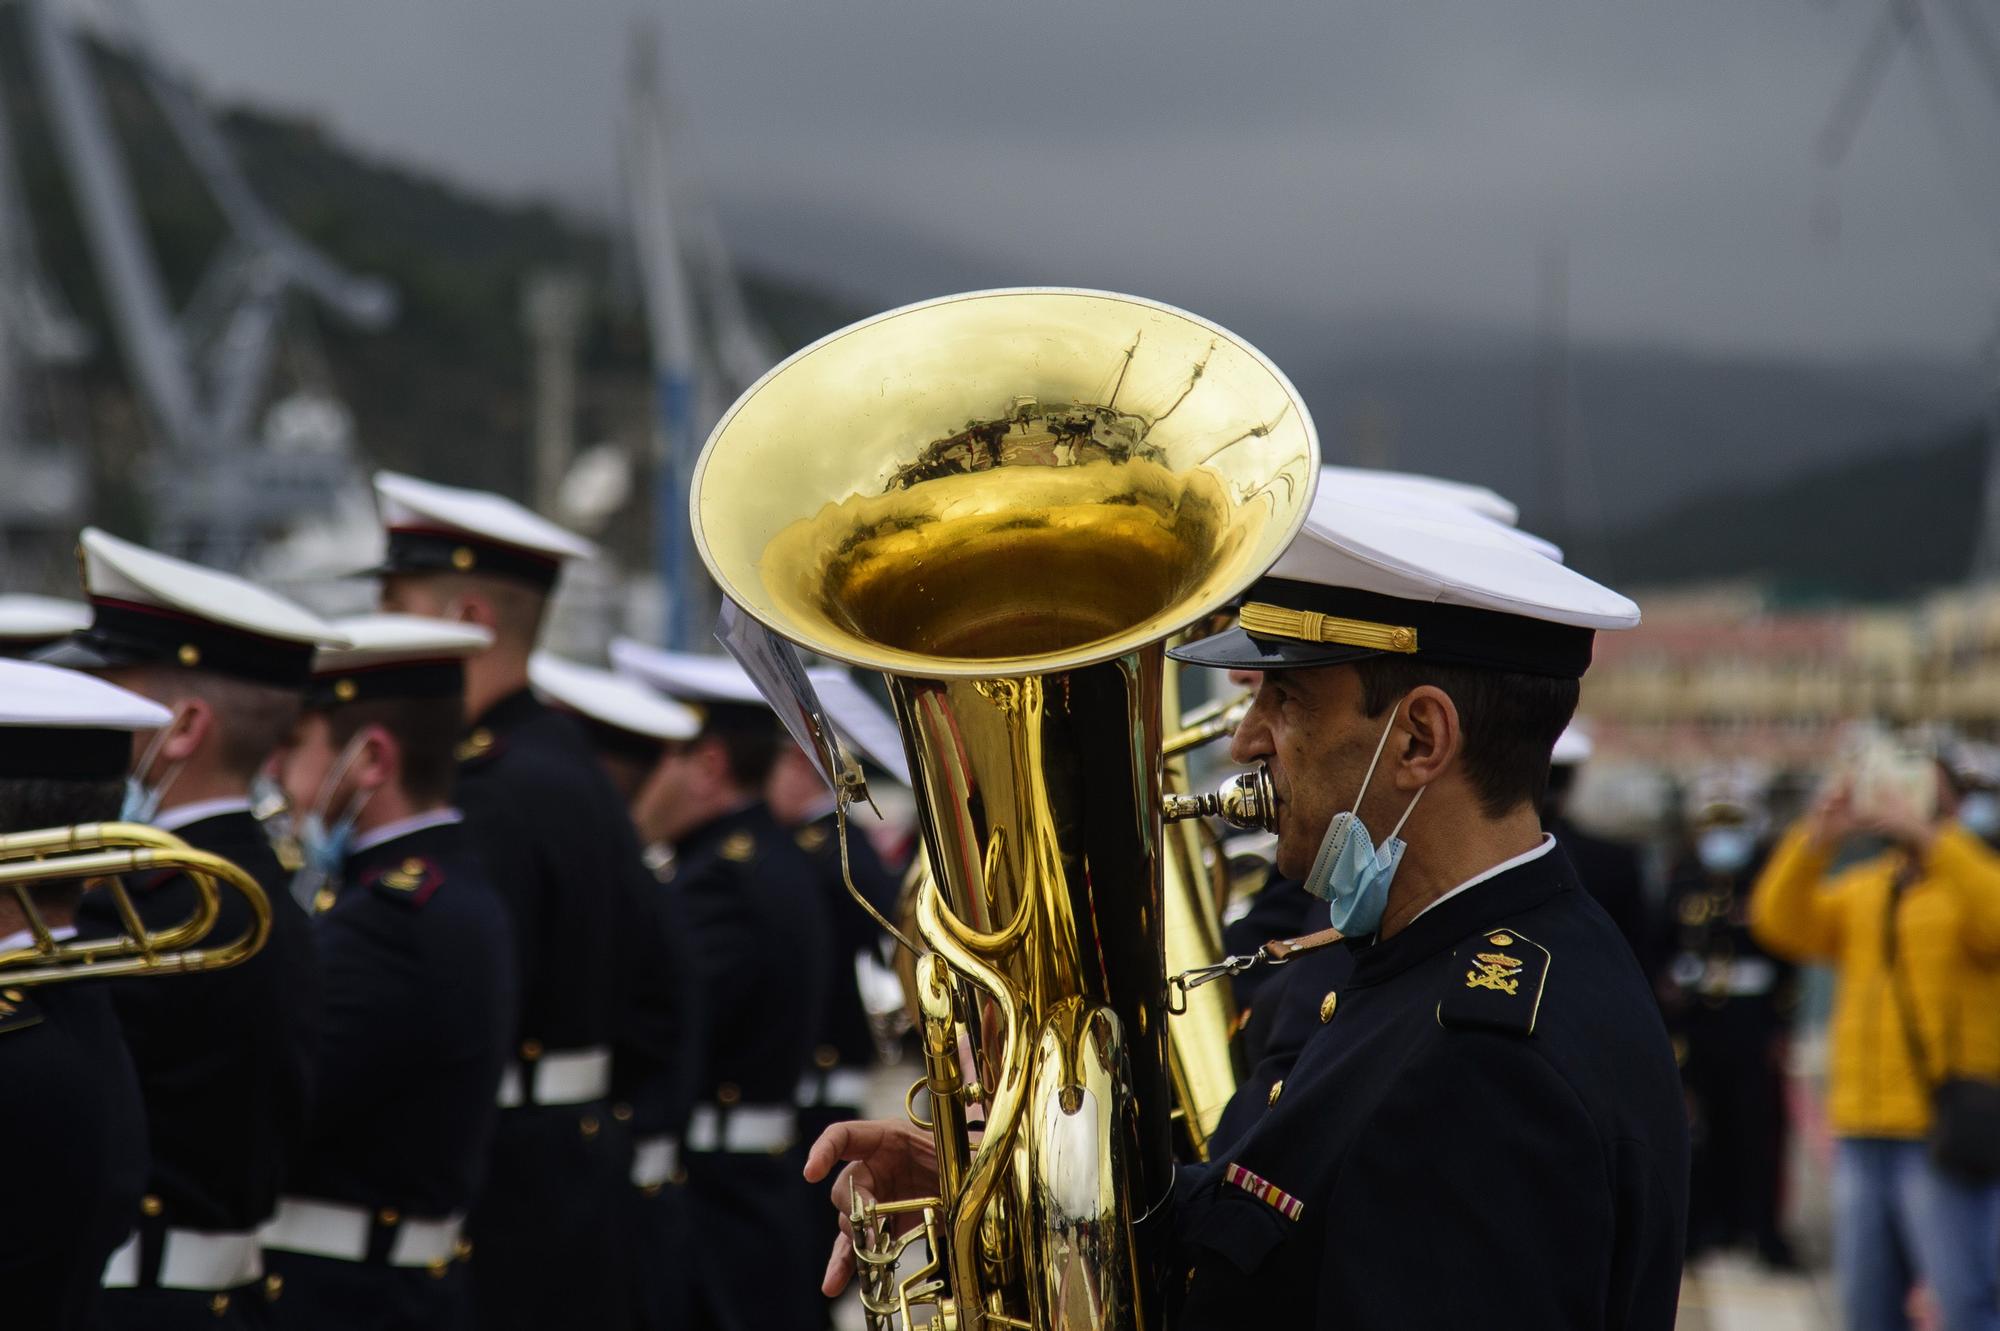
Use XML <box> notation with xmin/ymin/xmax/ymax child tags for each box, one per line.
<box><xmin>1695</xmin><ymin>826</ymin><xmax>1757</xmax><ymax>876</ymax></box>
<box><xmin>1304</xmin><ymin>709</ymin><xmax>1424</xmax><ymax>937</ymax></box>
<box><xmin>288</xmin><ymin>734</ymin><xmax>375</xmax><ymax>909</ymax></box>
<box><xmin>1959</xmin><ymin>792</ymin><xmax>2000</xmax><ymax>840</ymax></box>
<box><xmin>119</xmin><ymin>706</ymin><xmax>189</xmax><ymax>824</ymax></box>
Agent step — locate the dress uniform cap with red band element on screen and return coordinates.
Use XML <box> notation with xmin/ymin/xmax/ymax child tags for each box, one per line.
<box><xmin>530</xmin><ymin>651</ymin><xmax>701</xmax><ymax>757</ymax></box>
<box><xmin>37</xmin><ymin>528</ymin><xmax>346</xmax><ymax>688</ymax></box>
<box><xmin>305</xmin><ymin>614</ymin><xmax>493</xmax><ymax>710</ymax></box>
<box><xmin>370</xmin><ymin>471</ymin><xmax>597</xmax><ymax>589</ymax></box>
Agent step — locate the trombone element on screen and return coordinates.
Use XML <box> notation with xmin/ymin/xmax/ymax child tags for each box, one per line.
<box><xmin>0</xmin><ymin>821</ymin><xmax>271</xmax><ymax>987</ymax></box>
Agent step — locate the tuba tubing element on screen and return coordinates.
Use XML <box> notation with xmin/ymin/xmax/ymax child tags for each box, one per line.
<box><xmin>0</xmin><ymin>821</ymin><xmax>271</xmax><ymax>986</ymax></box>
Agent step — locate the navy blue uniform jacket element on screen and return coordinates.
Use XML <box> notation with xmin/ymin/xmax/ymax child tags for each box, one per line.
<box><xmin>1171</xmin><ymin>845</ymin><xmax>1689</xmax><ymax>1330</ymax></box>
<box><xmin>291</xmin><ymin>818</ymin><xmax>515</xmax><ymax>1214</ymax></box>
<box><xmin>0</xmin><ymin>981</ymin><xmax>148</xmax><ymax>1330</ymax></box>
<box><xmin>80</xmin><ymin>808</ymin><xmax>320</xmax><ymax>1231</ymax></box>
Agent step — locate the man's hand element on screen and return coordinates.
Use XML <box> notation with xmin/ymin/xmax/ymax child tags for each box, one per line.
<box><xmin>802</xmin><ymin>1118</ymin><xmax>941</xmax><ymax>1297</ymax></box>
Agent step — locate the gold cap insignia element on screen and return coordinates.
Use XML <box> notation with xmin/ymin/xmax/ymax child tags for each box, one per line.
<box><xmin>451</xmin><ymin>546</ymin><xmax>477</xmax><ymax>571</ymax></box>
<box><xmin>177</xmin><ymin>643</ymin><xmax>201</xmax><ymax>667</ymax></box>
<box><xmin>333</xmin><ymin>678</ymin><xmax>358</xmax><ymax>703</ymax></box>
<box><xmin>720</xmin><ymin>831</ymin><xmax>755</xmax><ymax>863</ymax></box>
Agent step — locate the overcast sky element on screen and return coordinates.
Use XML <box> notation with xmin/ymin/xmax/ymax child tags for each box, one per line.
<box><xmin>120</xmin><ymin>0</ymin><xmax>2000</xmax><ymax>363</ymax></box>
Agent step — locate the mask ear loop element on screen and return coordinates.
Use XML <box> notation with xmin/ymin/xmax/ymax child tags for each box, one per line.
<box><xmin>1358</xmin><ymin>705</ymin><xmax>1426</xmax><ymax>849</ymax></box>
<box><xmin>128</xmin><ymin>703</ymin><xmax>191</xmax><ymax>815</ymax></box>
<box><xmin>310</xmin><ymin>728</ymin><xmax>377</xmax><ymax>830</ymax></box>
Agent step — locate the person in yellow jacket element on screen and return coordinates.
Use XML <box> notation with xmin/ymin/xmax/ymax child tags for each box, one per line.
<box><xmin>1749</xmin><ymin>767</ymin><xmax>2000</xmax><ymax>1331</ymax></box>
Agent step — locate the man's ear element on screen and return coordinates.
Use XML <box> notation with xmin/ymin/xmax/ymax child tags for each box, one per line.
<box><xmin>159</xmin><ymin>697</ymin><xmax>214</xmax><ymax>764</ymax></box>
<box><xmin>1394</xmin><ymin>685</ymin><xmax>1461</xmax><ymax>791</ymax></box>
<box><xmin>450</xmin><ymin>590</ymin><xmax>499</xmax><ymax>632</ymax></box>
<box><xmin>353</xmin><ymin>725</ymin><xmax>400</xmax><ymax>793</ymax></box>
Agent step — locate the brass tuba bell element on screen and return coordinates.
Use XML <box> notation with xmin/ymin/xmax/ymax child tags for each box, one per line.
<box><xmin>692</xmin><ymin>289</ymin><xmax>1317</xmax><ymax>1330</ymax></box>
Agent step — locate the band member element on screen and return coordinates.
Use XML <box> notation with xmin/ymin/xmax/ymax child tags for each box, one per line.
<box><xmin>0</xmin><ymin>661</ymin><xmax>161</xmax><ymax>1330</ymax></box>
<box><xmin>1656</xmin><ymin>767</ymin><xmax>1794</xmax><ymax>1267</ymax></box>
<box><xmin>529</xmin><ymin>648</ymin><xmax>704</xmax><ymax>1331</ymax></box>
<box><xmin>764</xmin><ymin>666</ymin><xmax>908</xmax><ymax>1325</ymax></box>
<box><xmin>0</xmin><ymin>593</ymin><xmax>90</xmax><ymax>658</ymax></box>
<box><xmin>810</xmin><ymin>495</ymin><xmax>1689</xmax><ymax>1329</ymax></box>
<box><xmin>612</xmin><ymin>640</ymin><xmax>832</xmax><ymax>1331</ymax></box>
<box><xmin>366</xmin><ymin>471</ymin><xmax>688</xmax><ymax>1331</ymax></box>
<box><xmin>40</xmin><ymin>528</ymin><xmax>336</xmax><ymax>1327</ymax></box>
<box><xmin>260</xmin><ymin>616</ymin><xmax>516</xmax><ymax>1328</ymax></box>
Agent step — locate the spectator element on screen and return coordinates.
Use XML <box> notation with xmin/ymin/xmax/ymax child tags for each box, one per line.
<box><xmin>1749</xmin><ymin>761</ymin><xmax>2000</xmax><ymax>1331</ymax></box>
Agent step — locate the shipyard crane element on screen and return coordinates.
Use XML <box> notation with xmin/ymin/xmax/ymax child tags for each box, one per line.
<box><xmin>26</xmin><ymin>0</ymin><xmax>395</xmax><ymax>567</ymax></box>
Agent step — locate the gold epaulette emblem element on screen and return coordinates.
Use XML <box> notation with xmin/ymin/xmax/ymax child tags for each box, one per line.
<box><xmin>455</xmin><ymin>728</ymin><xmax>495</xmax><ymax>763</ymax></box>
<box><xmin>1439</xmin><ymin>927</ymin><xmax>1551</xmax><ymax>1036</ymax></box>
<box><xmin>1465</xmin><ymin>949</ymin><xmax>1525</xmax><ymax>995</ymax></box>
<box><xmin>381</xmin><ymin>858</ymin><xmax>428</xmax><ymax>892</ymax></box>
<box><xmin>720</xmin><ymin>831</ymin><xmax>756</xmax><ymax>863</ymax></box>
<box><xmin>795</xmin><ymin>824</ymin><xmax>828</xmax><ymax>853</ymax></box>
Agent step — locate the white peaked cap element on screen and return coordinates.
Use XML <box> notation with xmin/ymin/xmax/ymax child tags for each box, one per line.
<box><xmin>608</xmin><ymin>638</ymin><xmax>767</xmax><ymax>705</ymax></box>
<box><xmin>0</xmin><ymin>594</ymin><xmax>91</xmax><ymax>641</ymax></box>
<box><xmin>0</xmin><ymin>659</ymin><xmax>171</xmax><ymax>731</ymax></box>
<box><xmin>1321</xmin><ymin>468</ymin><xmax>1562</xmax><ymax>563</ymax></box>
<box><xmin>806</xmin><ymin>667</ymin><xmax>911</xmax><ymax>787</ymax></box>
<box><xmin>1274</xmin><ymin>497</ymin><xmax>1639</xmax><ymax>630</ymax></box>
<box><xmin>312</xmin><ymin>615</ymin><xmax>495</xmax><ymax>674</ymax></box>
<box><xmin>78</xmin><ymin>527</ymin><xmax>344</xmax><ymax>647</ymax></box>
<box><xmin>373</xmin><ymin>471</ymin><xmax>598</xmax><ymax>563</ymax></box>
<box><xmin>1318</xmin><ymin>465</ymin><xmax>1520</xmax><ymax>525</ymax></box>
<box><xmin>1550</xmin><ymin>723</ymin><xmax>1595</xmax><ymax>767</ymax></box>
<box><xmin>530</xmin><ymin>652</ymin><xmax>701</xmax><ymax>743</ymax></box>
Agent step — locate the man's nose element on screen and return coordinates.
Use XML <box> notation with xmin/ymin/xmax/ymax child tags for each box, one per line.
<box><xmin>1229</xmin><ymin>700</ymin><xmax>1274</xmax><ymax>767</ymax></box>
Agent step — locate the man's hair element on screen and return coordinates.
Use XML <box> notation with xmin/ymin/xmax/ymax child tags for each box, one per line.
<box><xmin>140</xmin><ymin>669</ymin><xmax>302</xmax><ymax>782</ymax></box>
<box><xmin>0</xmin><ymin>778</ymin><xmax>124</xmax><ymax>917</ymax></box>
<box><xmin>417</xmin><ymin>572</ymin><xmax>547</xmax><ymax>654</ymax></box>
<box><xmin>699</xmin><ymin>707</ymin><xmax>782</xmax><ymax>792</ymax></box>
<box><xmin>1352</xmin><ymin>657</ymin><xmax>1580</xmax><ymax>819</ymax></box>
<box><xmin>325</xmin><ymin>696</ymin><xmax>464</xmax><ymax>804</ymax></box>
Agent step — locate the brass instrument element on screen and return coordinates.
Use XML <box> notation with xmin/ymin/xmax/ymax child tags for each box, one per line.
<box><xmin>692</xmin><ymin>289</ymin><xmax>1316</xmax><ymax>1330</ymax></box>
<box><xmin>0</xmin><ymin>821</ymin><xmax>271</xmax><ymax>986</ymax></box>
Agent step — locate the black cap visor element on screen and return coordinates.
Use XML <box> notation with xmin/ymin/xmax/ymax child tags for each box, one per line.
<box><xmin>31</xmin><ymin>632</ymin><xmax>155</xmax><ymax>673</ymax></box>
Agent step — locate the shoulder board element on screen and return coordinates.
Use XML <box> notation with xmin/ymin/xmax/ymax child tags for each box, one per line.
<box><xmin>719</xmin><ymin>830</ymin><xmax>756</xmax><ymax>864</ymax></box>
<box><xmin>456</xmin><ymin>727</ymin><xmax>504</xmax><ymax>767</ymax></box>
<box><xmin>1437</xmin><ymin>927</ymin><xmax>1550</xmax><ymax>1037</ymax></box>
<box><xmin>365</xmin><ymin>856</ymin><xmax>444</xmax><ymax>908</ymax></box>
<box><xmin>794</xmin><ymin>824</ymin><xmax>829</xmax><ymax>854</ymax></box>
<box><xmin>0</xmin><ymin>986</ymin><xmax>44</xmax><ymax>1037</ymax></box>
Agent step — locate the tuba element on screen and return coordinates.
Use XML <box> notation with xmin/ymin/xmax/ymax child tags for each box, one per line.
<box><xmin>692</xmin><ymin>289</ymin><xmax>1316</xmax><ymax>1330</ymax></box>
<box><xmin>0</xmin><ymin>822</ymin><xmax>271</xmax><ymax>986</ymax></box>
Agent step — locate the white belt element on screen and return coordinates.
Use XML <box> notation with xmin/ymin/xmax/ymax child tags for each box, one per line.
<box><xmin>259</xmin><ymin>1197</ymin><xmax>463</xmax><ymax>1268</ymax></box>
<box><xmin>631</xmin><ymin>1134</ymin><xmax>683</xmax><ymax>1188</ymax></box>
<box><xmin>495</xmin><ymin>1046</ymin><xmax>612</xmax><ymax>1108</ymax></box>
<box><xmin>796</xmin><ymin>1067</ymin><xmax>871</xmax><ymax>1109</ymax></box>
<box><xmin>685</xmin><ymin>1103</ymin><xmax>795</xmax><ymax>1154</ymax></box>
<box><xmin>103</xmin><ymin>1228</ymin><xmax>263</xmax><ymax>1291</ymax></box>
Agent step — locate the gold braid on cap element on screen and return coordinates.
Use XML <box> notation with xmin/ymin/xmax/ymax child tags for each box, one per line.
<box><xmin>1238</xmin><ymin>602</ymin><xmax>1419</xmax><ymax>654</ymax></box>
